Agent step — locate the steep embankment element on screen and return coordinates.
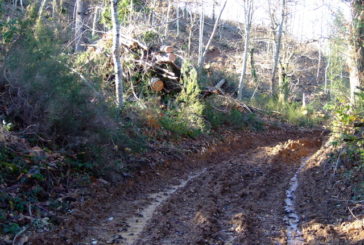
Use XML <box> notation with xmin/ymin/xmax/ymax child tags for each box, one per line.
<box><xmin>28</xmin><ymin>128</ymin><xmax>324</xmax><ymax>245</ymax></box>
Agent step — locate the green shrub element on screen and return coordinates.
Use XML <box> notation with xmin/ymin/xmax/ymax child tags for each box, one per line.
<box><xmin>176</xmin><ymin>61</ymin><xmax>207</xmax><ymax>132</ymax></box>
<box><xmin>160</xmin><ymin>112</ymin><xmax>202</xmax><ymax>138</ymax></box>
<box><xmin>3</xmin><ymin>19</ymin><xmax>144</xmax><ymax>170</ymax></box>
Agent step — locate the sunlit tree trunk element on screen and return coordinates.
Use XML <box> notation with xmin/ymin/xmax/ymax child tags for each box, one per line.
<box><xmin>212</xmin><ymin>0</ymin><xmax>216</xmax><ymax>22</ymax></box>
<box><xmin>188</xmin><ymin>11</ymin><xmax>197</xmax><ymax>56</ymax></box>
<box><xmin>271</xmin><ymin>0</ymin><xmax>286</xmax><ymax>96</ymax></box>
<box><xmin>348</xmin><ymin>0</ymin><xmax>364</xmax><ymax>104</ymax></box>
<box><xmin>164</xmin><ymin>0</ymin><xmax>171</xmax><ymax>37</ymax></box>
<box><xmin>278</xmin><ymin>63</ymin><xmax>288</xmax><ymax>103</ymax></box>
<box><xmin>52</xmin><ymin>0</ymin><xmax>57</xmax><ymax>17</ymax></box>
<box><xmin>111</xmin><ymin>0</ymin><xmax>123</xmax><ymax>107</ymax></box>
<box><xmin>348</xmin><ymin>48</ymin><xmax>360</xmax><ymax>103</ymax></box>
<box><xmin>38</xmin><ymin>0</ymin><xmax>47</xmax><ymax>22</ymax></box>
<box><xmin>237</xmin><ymin>0</ymin><xmax>254</xmax><ymax>100</ymax></box>
<box><xmin>75</xmin><ymin>0</ymin><xmax>84</xmax><ymax>52</ymax></box>
<box><xmin>176</xmin><ymin>4</ymin><xmax>180</xmax><ymax>36</ymax></box>
<box><xmin>316</xmin><ymin>41</ymin><xmax>322</xmax><ymax>83</ymax></box>
<box><xmin>197</xmin><ymin>2</ymin><xmax>204</xmax><ymax>66</ymax></box>
<box><xmin>92</xmin><ymin>7</ymin><xmax>99</xmax><ymax>38</ymax></box>
<box><xmin>324</xmin><ymin>55</ymin><xmax>330</xmax><ymax>94</ymax></box>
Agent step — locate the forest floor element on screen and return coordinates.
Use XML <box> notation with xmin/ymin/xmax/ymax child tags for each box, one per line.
<box><xmin>26</xmin><ymin>127</ymin><xmax>364</xmax><ymax>244</ymax></box>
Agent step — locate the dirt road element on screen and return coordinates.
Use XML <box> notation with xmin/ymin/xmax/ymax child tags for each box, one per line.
<box><xmin>31</xmin><ymin>129</ymin><xmax>324</xmax><ymax>245</ymax></box>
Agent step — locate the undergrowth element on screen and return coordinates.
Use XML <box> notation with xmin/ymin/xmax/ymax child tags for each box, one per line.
<box><xmin>250</xmin><ymin>94</ymin><xmax>325</xmax><ymax>127</ymax></box>
<box><xmin>328</xmin><ymin>92</ymin><xmax>364</xmax><ymax>202</ymax></box>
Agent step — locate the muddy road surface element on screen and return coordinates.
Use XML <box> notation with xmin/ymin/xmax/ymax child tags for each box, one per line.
<box><xmin>31</xmin><ymin>129</ymin><xmax>324</xmax><ymax>245</ymax></box>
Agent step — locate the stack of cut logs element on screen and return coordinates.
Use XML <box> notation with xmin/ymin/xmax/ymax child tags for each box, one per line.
<box><xmin>89</xmin><ymin>33</ymin><xmax>254</xmax><ymax>112</ymax></box>
<box><xmin>93</xmin><ymin>33</ymin><xmax>232</xmax><ymax>97</ymax></box>
<box><xmin>113</xmin><ymin>34</ymin><xmax>181</xmax><ymax>93</ymax></box>
<box><xmin>149</xmin><ymin>45</ymin><xmax>177</xmax><ymax>92</ymax></box>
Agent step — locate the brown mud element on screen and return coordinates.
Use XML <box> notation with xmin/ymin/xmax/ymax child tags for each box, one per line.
<box><xmin>29</xmin><ymin>128</ymin><xmax>327</xmax><ymax>245</ymax></box>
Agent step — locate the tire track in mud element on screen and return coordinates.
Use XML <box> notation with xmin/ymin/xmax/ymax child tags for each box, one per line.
<box><xmin>128</xmin><ymin>137</ymin><xmax>323</xmax><ymax>245</ymax></box>
<box><xmin>117</xmin><ymin>169</ymin><xmax>207</xmax><ymax>245</ymax></box>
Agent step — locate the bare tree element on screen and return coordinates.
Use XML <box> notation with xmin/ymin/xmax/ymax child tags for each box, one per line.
<box><xmin>198</xmin><ymin>0</ymin><xmax>228</xmax><ymax>68</ymax></box>
<box><xmin>110</xmin><ymin>0</ymin><xmax>123</xmax><ymax>107</ymax></box>
<box><xmin>270</xmin><ymin>0</ymin><xmax>286</xmax><ymax>96</ymax></box>
<box><xmin>237</xmin><ymin>0</ymin><xmax>254</xmax><ymax>100</ymax></box>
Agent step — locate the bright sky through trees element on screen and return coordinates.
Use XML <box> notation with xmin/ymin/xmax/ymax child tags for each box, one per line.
<box><xmin>198</xmin><ymin>0</ymin><xmax>351</xmax><ymax>41</ymax></box>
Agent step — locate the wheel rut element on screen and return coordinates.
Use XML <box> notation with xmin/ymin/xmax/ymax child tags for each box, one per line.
<box><xmin>30</xmin><ymin>129</ymin><xmax>324</xmax><ymax>245</ymax></box>
<box><xmin>92</xmin><ymin>135</ymin><xmax>323</xmax><ymax>245</ymax></box>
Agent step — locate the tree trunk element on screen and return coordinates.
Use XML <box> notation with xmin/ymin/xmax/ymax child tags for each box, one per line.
<box><xmin>75</xmin><ymin>0</ymin><xmax>84</xmax><ymax>52</ymax></box>
<box><xmin>271</xmin><ymin>0</ymin><xmax>286</xmax><ymax>96</ymax></box>
<box><xmin>349</xmin><ymin>0</ymin><xmax>364</xmax><ymax>104</ymax></box>
<box><xmin>198</xmin><ymin>0</ymin><xmax>227</xmax><ymax>68</ymax></box>
<box><xmin>249</xmin><ymin>48</ymin><xmax>259</xmax><ymax>101</ymax></box>
<box><xmin>197</xmin><ymin>2</ymin><xmax>204</xmax><ymax>67</ymax></box>
<box><xmin>316</xmin><ymin>41</ymin><xmax>322</xmax><ymax>83</ymax></box>
<box><xmin>176</xmin><ymin>4</ymin><xmax>180</xmax><ymax>36</ymax></box>
<box><xmin>111</xmin><ymin>0</ymin><xmax>123</xmax><ymax>107</ymax></box>
<box><xmin>38</xmin><ymin>0</ymin><xmax>48</xmax><ymax>22</ymax></box>
<box><xmin>348</xmin><ymin>45</ymin><xmax>361</xmax><ymax>103</ymax></box>
<box><xmin>188</xmin><ymin>11</ymin><xmax>196</xmax><ymax>56</ymax></box>
<box><xmin>212</xmin><ymin>1</ymin><xmax>216</xmax><ymax>22</ymax></box>
<box><xmin>237</xmin><ymin>0</ymin><xmax>253</xmax><ymax>100</ymax></box>
<box><xmin>92</xmin><ymin>7</ymin><xmax>99</xmax><ymax>38</ymax></box>
<box><xmin>52</xmin><ymin>0</ymin><xmax>56</xmax><ymax>17</ymax></box>
<box><xmin>250</xmin><ymin>48</ymin><xmax>258</xmax><ymax>84</ymax></box>
<box><xmin>324</xmin><ymin>55</ymin><xmax>330</xmax><ymax>94</ymax></box>
<box><xmin>278</xmin><ymin>63</ymin><xmax>288</xmax><ymax>103</ymax></box>
<box><xmin>164</xmin><ymin>0</ymin><xmax>171</xmax><ymax>37</ymax></box>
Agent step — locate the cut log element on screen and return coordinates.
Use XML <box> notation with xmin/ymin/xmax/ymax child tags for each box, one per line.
<box><xmin>156</xmin><ymin>53</ymin><xmax>177</xmax><ymax>63</ymax></box>
<box><xmin>150</xmin><ymin>77</ymin><xmax>164</xmax><ymax>92</ymax></box>
<box><xmin>160</xmin><ymin>45</ymin><xmax>174</xmax><ymax>53</ymax></box>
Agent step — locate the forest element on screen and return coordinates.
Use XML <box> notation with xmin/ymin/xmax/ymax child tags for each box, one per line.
<box><xmin>0</xmin><ymin>0</ymin><xmax>363</xmax><ymax>244</ymax></box>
